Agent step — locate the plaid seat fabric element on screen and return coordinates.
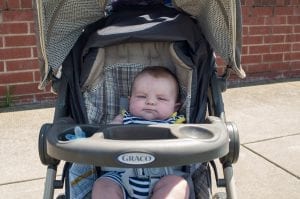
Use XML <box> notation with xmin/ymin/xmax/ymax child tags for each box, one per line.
<box><xmin>83</xmin><ymin>63</ymin><xmax>144</xmax><ymax>124</ymax></box>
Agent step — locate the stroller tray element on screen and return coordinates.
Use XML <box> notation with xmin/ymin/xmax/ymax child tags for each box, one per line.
<box><xmin>43</xmin><ymin>117</ymin><xmax>229</xmax><ymax>168</ymax></box>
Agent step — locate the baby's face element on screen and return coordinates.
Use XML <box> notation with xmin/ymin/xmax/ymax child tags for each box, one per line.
<box><xmin>129</xmin><ymin>73</ymin><xmax>179</xmax><ymax>121</ymax></box>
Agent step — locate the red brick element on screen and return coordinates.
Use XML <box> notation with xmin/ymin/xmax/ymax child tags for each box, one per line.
<box><xmin>265</xmin><ymin>16</ymin><xmax>287</xmax><ymax>25</ymax></box>
<box><xmin>274</xmin><ymin>7</ymin><xmax>294</xmax><ymax>15</ymax></box>
<box><xmin>243</xmin><ymin>16</ymin><xmax>265</xmax><ymax>26</ymax></box>
<box><xmin>0</xmin><ymin>85</ymin><xmax>6</xmax><ymax>96</ymax></box>
<box><xmin>243</xmin><ymin>26</ymin><xmax>249</xmax><ymax>35</ymax></box>
<box><xmin>263</xmin><ymin>53</ymin><xmax>283</xmax><ymax>62</ymax></box>
<box><xmin>253</xmin><ymin>0</ymin><xmax>276</xmax><ymax>6</ymax></box>
<box><xmin>242</xmin><ymin>46</ymin><xmax>249</xmax><ymax>54</ymax></box>
<box><xmin>0</xmin><ymin>71</ymin><xmax>34</xmax><ymax>84</ymax></box>
<box><xmin>276</xmin><ymin>0</ymin><xmax>286</xmax><ymax>6</ymax></box>
<box><xmin>4</xmin><ymin>35</ymin><xmax>36</xmax><ymax>47</ymax></box>
<box><xmin>246</xmin><ymin>63</ymin><xmax>269</xmax><ymax>73</ymax></box>
<box><xmin>271</xmin><ymin>43</ymin><xmax>292</xmax><ymax>53</ymax></box>
<box><xmin>242</xmin><ymin>6</ymin><xmax>250</xmax><ymax>17</ymax></box>
<box><xmin>287</xmin><ymin>16</ymin><xmax>300</xmax><ymax>24</ymax></box>
<box><xmin>2</xmin><ymin>10</ymin><xmax>34</xmax><ymax>22</ymax></box>
<box><xmin>0</xmin><ymin>48</ymin><xmax>31</xmax><ymax>59</ymax></box>
<box><xmin>269</xmin><ymin>62</ymin><xmax>290</xmax><ymax>71</ymax></box>
<box><xmin>34</xmin><ymin>70</ymin><xmax>43</xmax><ymax>82</ymax></box>
<box><xmin>0</xmin><ymin>61</ymin><xmax>4</xmax><ymax>72</ymax></box>
<box><xmin>284</xmin><ymin>52</ymin><xmax>300</xmax><ymax>61</ymax></box>
<box><xmin>13</xmin><ymin>82</ymin><xmax>40</xmax><ymax>95</ymax></box>
<box><xmin>29</xmin><ymin>22</ymin><xmax>36</xmax><ymax>34</ymax></box>
<box><xmin>249</xmin><ymin>45</ymin><xmax>270</xmax><ymax>54</ymax></box>
<box><xmin>0</xmin><ymin>0</ymin><xmax>7</xmax><ymax>9</ymax></box>
<box><xmin>0</xmin><ymin>37</ymin><xmax>3</xmax><ymax>47</ymax></box>
<box><xmin>21</xmin><ymin>0</ymin><xmax>33</xmax><ymax>9</ymax></box>
<box><xmin>294</xmin><ymin>5</ymin><xmax>300</xmax><ymax>15</ymax></box>
<box><xmin>7</xmin><ymin>0</ymin><xmax>20</xmax><ymax>9</ymax></box>
<box><xmin>272</xmin><ymin>25</ymin><xmax>293</xmax><ymax>34</ymax></box>
<box><xmin>290</xmin><ymin>0</ymin><xmax>300</xmax><ymax>5</ymax></box>
<box><xmin>249</xmin><ymin>26</ymin><xmax>272</xmax><ymax>35</ymax></box>
<box><xmin>242</xmin><ymin>54</ymin><xmax>263</xmax><ymax>64</ymax></box>
<box><xmin>292</xmin><ymin>43</ymin><xmax>300</xmax><ymax>51</ymax></box>
<box><xmin>0</xmin><ymin>23</ymin><xmax>28</xmax><ymax>34</ymax></box>
<box><xmin>290</xmin><ymin>61</ymin><xmax>300</xmax><ymax>70</ymax></box>
<box><xmin>44</xmin><ymin>83</ymin><xmax>54</xmax><ymax>92</ymax></box>
<box><xmin>32</xmin><ymin>47</ymin><xmax>38</xmax><ymax>57</ymax></box>
<box><xmin>243</xmin><ymin>0</ymin><xmax>254</xmax><ymax>6</ymax></box>
<box><xmin>251</xmin><ymin>7</ymin><xmax>274</xmax><ymax>16</ymax></box>
<box><xmin>243</xmin><ymin>35</ymin><xmax>264</xmax><ymax>45</ymax></box>
<box><xmin>6</xmin><ymin>59</ymin><xmax>39</xmax><ymax>71</ymax></box>
<box><xmin>295</xmin><ymin>26</ymin><xmax>300</xmax><ymax>33</ymax></box>
<box><xmin>264</xmin><ymin>35</ymin><xmax>285</xmax><ymax>44</ymax></box>
<box><xmin>285</xmin><ymin>34</ymin><xmax>300</xmax><ymax>42</ymax></box>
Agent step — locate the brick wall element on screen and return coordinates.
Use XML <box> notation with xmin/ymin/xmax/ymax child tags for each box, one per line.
<box><xmin>236</xmin><ymin>0</ymin><xmax>300</xmax><ymax>82</ymax></box>
<box><xmin>0</xmin><ymin>0</ymin><xmax>55</xmax><ymax>107</ymax></box>
<box><xmin>0</xmin><ymin>1</ymin><xmax>299</xmax><ymax>106</ymax></box>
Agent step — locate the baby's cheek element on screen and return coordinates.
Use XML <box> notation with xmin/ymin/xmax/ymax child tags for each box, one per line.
<box><xmin>129</xmin><ymin>104</ymin><xmax>140</xmax><ymax>116</ymax></box>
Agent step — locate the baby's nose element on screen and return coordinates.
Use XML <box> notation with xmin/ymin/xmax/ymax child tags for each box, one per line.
<box><xmin>146</xmin><ymin>98</ymin><xmax>156</xmax><ymax>105</ymax></box>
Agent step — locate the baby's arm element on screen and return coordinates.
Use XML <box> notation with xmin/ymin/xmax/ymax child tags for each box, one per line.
<box><xmin>111</xmin><ymin>114</ymin><xmax>123</xmax><ymax>124</ymax></box>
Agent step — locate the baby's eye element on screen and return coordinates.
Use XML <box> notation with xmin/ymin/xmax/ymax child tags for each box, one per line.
<box><xmin>136</xmin><ymin>95</ymin><xmax>146</xmax><ymax>99</ymax></box>
<box><xmin>158</xmin><ymin>97</ymin><xmax>167</xmax><ymax>101</ymax></box>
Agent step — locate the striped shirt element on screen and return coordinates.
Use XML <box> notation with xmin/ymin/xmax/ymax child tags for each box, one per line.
<box><xmin>122</xmin><ymin>111</ymin><xmax>186</xmax><ymax>124</ymax></box>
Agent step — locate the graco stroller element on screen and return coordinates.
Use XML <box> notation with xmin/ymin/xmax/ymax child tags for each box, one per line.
<box><xmin>36</xmin><ymin>1</ymin><xmax>245</xmax><ymax>199</ymax></box>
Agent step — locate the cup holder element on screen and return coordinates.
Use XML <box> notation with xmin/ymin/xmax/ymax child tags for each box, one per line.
<box><xmin>178</xmin><ymin>126</ymin><xmax>215</xmax><ymax>139</ymax></box>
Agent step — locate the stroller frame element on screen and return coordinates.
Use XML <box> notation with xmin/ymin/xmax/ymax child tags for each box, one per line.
<box><xmin>38</xmin><ymin>3</ymin><xmax>241</xmax><ymax>199</ymax></box>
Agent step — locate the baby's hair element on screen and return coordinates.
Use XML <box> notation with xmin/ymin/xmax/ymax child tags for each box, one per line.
<box><xmin>132</xmin><ymin>66</ymin><xmax>181</xmax><ymax>102</ymax></box>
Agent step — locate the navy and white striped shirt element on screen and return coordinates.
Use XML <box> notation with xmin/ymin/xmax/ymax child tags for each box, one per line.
<box><xmin>122</xmin><ymin>111</ymin><xmax>185</xmax><ymax>125</ymax></box>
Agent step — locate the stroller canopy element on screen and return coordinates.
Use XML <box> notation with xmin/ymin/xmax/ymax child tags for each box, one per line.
<box><xmin>54</xmin><ymin>5</ymin><xmax>215</xmax><ymax>124</ymax></box>
<box><xmin>36</xmin><ymin>0</ymin><xmax>245</xmax><ymax>89</ymax></box>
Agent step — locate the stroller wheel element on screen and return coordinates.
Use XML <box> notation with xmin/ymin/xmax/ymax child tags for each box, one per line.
<box><xmin>213</xmin><ymin>192</ymin><xmax>227</xmax><ymax>199</ymax></box>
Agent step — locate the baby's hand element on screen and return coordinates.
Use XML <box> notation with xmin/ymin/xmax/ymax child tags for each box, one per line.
<box><xmin>111</xmin><ymin>114</ymin><xmax>123</xmax><ymax>124</ymax></box>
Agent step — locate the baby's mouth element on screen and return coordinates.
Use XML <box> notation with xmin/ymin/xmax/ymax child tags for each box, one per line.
<box><xmin>143</xmin><ymin>109</ymin><xmax>156</xmax><ymax>113</ymax></box>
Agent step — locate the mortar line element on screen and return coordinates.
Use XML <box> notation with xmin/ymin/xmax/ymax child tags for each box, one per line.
<box><xmin>241</xmin><ymin>145</ymin><xmax>300</xmax><ymax>180</ymax></box>
<box><xmin>0</xmin><ymin>174</ymin><xmax>62</xmax><ymax>186</ymax></box>
<box><xmin>242</xmin><ymin>133</ymin><xmax>300</xmax><ymax>145</ymax></box>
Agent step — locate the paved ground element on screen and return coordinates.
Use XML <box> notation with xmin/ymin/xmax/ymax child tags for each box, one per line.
<box><xmin>0</xmin><ymin>80</ymin><xmax>299</xmax><ymax>198</ymax></box>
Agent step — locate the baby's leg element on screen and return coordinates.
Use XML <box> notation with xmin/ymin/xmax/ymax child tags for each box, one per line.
<box><xmin>151</xmin><ymin>175</ymin><xmax>190</xmax><ymax>199</ymax></box>
<box><xmin>92</xmin><ymin>178</ymin><xmax>124</xmax><ymax>199</ymax></box>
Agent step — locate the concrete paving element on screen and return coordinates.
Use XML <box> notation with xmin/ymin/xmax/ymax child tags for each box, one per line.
<box><xmin>0</xmin><ymin>80</ymin><xmax>299</xmax><ymax>198</ymax></box>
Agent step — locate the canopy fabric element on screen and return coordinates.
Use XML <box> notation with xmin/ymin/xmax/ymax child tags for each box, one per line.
<box><xmin>35</xmin><ymin>0</ymin><xmax>245</xmax><ymax>89</ymax></box>
<box><xmin>174</xmin><ymin>0</ymin><xmax>245</xmax><ymax>78</ymax></box>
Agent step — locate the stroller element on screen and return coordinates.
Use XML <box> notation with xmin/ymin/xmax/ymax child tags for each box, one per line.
<box><xmin>36</xmin><ymin>1</ymin><xmax>245</xmax><ymax>199</ymax></box>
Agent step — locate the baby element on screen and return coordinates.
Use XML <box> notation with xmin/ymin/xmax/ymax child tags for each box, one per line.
<box><xmin>92</xmin><ymin>66</ymin><xmax>189</xmax><ymax>199</ymax></box>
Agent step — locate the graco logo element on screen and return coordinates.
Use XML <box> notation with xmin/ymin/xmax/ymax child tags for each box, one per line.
<box><xmin>117</xmin><ymin>152</ymin><xmax>155</xmax><ymax>165</ymax></box>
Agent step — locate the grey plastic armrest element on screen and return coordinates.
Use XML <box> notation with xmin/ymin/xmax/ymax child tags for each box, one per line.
<box><xmin>46</xmin><ymin>117</ymin><xmax>229</xmax><ymax>167</ymax></box>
